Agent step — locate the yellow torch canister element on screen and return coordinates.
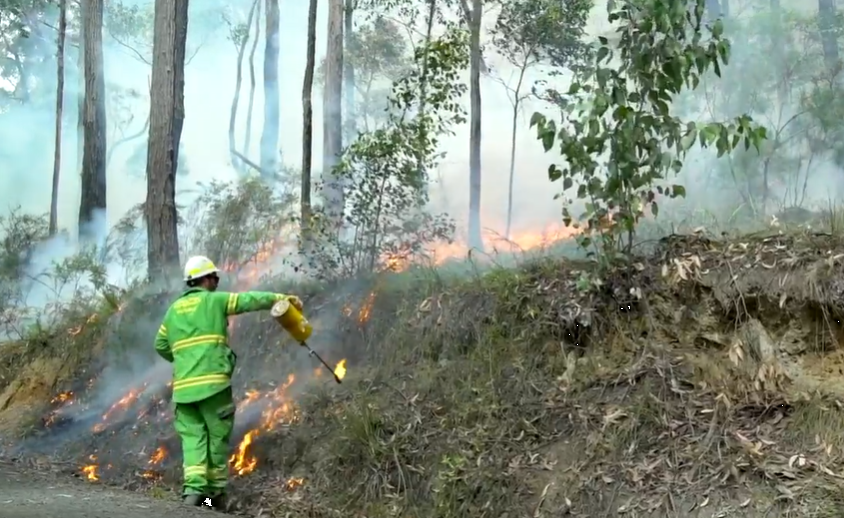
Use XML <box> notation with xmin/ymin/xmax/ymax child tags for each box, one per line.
<box><xmin>271</xmin><ymin>299</ymin><xmax>313</xmax><ymax>343</ymax></box>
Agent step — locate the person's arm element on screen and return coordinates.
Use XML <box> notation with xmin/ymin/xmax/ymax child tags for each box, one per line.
<box><xmin>216</xmin><ymin>291</ymin><xmax>298</xmax><ymax>316</ymax></box>
<box><xmin>154</xmin><ymin>321</ymin><xmax>173</xmax><ymax>362</ymax></box>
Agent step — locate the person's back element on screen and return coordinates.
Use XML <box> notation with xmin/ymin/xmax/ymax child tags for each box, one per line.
<box><xmin>158</xmin><ymin>288</ymin><xmax>237</xmax><ymax>404</ymax></box>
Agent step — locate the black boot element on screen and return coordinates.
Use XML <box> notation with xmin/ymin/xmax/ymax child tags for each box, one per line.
<box><xmin>182</xmin><ymin>494</ymin><xmax>205</xmax><ymax>506</ymax></box>
<box><xmin>209</xmin><ymin>494</ymin><xmax>227</xmax><ymax>512</ymax></box>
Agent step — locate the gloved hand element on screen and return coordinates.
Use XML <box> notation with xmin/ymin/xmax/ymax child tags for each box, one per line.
<box><xmin>286</xmin><ymin>295</ymin><xmax>303</xmax><ymax>311</ymax></box>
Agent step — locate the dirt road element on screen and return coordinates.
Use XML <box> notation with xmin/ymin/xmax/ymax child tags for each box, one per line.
<box><xmin>0</xmin><ymin>460</ymin><xmax>213</xmax><ymax>518</ymax></box>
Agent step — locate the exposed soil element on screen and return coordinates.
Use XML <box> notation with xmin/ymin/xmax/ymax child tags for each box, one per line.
<box><xmin>0</xmin><ymin>459</ymin><xmax>212</xmax><ymax>518</ymax></box>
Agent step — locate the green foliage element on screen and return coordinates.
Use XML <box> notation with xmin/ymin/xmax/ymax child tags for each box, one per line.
<box><xmin>183</xmin><ymin>176</ymin><xmax>297</xmax><ymax>273</ymax></box>
<box><xmin>105</xmin><ymin>0</ymin><xmax>155</xmax><ymax>63</ymax></box>
<box><xmin>684</xmin><ymin>6</ymin><xmax>842</xmax><ymax>213</ymax></box>
<box><xmin>306</xmin><ymin>28</ymin><xmax>468</xmax><ymax>279</ymax></box>
<box><xmin>0</xmin><ymin>208</ymin><xmax>108</xmax><ymax>340</ymax></box>
<box><xmin>492</xmin><ymin>0</ymin><xmax>593</xmax><ymax>72</ymax></box>
<box><xmin>531</xmin><ymin>0</ymin><xmax>767</xmax><ymax>266</ymax></box>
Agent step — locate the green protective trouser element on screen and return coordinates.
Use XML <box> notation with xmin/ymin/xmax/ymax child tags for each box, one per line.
<box><xmin>173</xmin><ymin>387</ymin><xmax>236</xmax><ymax>497</ymax></box>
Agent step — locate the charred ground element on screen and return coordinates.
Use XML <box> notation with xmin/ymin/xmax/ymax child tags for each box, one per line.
<box><xmin>4</xmin><ymin>231</ymin><xmax>844</xmax><ymax>516</ymax></box>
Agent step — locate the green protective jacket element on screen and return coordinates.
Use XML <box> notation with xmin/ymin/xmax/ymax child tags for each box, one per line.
<box><xmin>154</xmin><ymin>288</ymin><xmax>287</xmax><ymax>404</ymax></box>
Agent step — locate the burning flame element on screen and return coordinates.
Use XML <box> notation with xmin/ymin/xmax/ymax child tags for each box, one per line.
<box><xmin>286</xmin><ymin>477</ymin><xmax>304</xmax><ymax>490</ymax></box>
<box><xmin>334</xmin><ymin>359</ymin><xmax>347</xmax><ymax>380</ymax></box>
<box><xmin>51</xmin><ymin>392</ymin><xmax>73</xmax><ymax>404</ymax></box>
<box><xmin>358</xmin><ymin>292</ymin><xmax>375</xmax><ymax>323</ymax></box>
<box><xmin>82</xmin><ymin>455</ymin><xmax>99</xmax><ymax>481</ymax></box>
<box><xmin>92</xmin><ymin>384</ymin><xmax>147</xmax><ymax>433</ymax></box>
<box><xmin>148</xmin><ymin>446</ymin><xmax>167</xmax><ymax>465</ymax></box>
<box><xmin>229</xmin><ymin>430</ymin><xmax>258</xmax><ymax>476</ymax></box>
<box><xmin>141</xmin><ymin>445</ymin><xmax>168</xmax><ymax>479</ymax></box>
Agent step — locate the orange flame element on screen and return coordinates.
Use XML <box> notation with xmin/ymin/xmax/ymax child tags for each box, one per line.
<box><xmin>148</xmin><ymin>446</ymin><xmax>167</xmax><ymax>465</ymax></box>
<box><xmin>82</xmin><ymin>454</ymin><xmax>99</xmax><ymax>481</ymax></box>
<box><xmin>229</xmin><ymin>430</ymin><xmax>258</xmax><ymax>476</ymax></box>
<box><xmin>358</xmin><ymin>292</ymin><xmax>375</xmax><ymax>323</ymax></box>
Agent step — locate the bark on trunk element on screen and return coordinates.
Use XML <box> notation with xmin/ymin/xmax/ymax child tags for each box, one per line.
<box><xmin>259</xmin><ymin>0</ymin><xmax>280</xmax><ymax>177</ymax></box>
<box><xmin>79</xmin><ymin>0</ymin><xmax>108</xmax><ymax>242</ymax></box>
<box><xmin>819</xmin><ymin>0</ymin><xmax>840</xmax><ymax>75</ymax></box>
<box><xmin>343</xmin><ymin>0</ymin><xmax>355</xmax><ymax>147</ymax></box>
<box><xmin>467</xmin><ymin>0</ymin><xmax>483</xmax><ymax>250</ymax></box>
<box><xmin>76</xmin><ymin>42</ymin><xmax>83</xmax><ymax>181</ymax></box>
<box><xmin>228</xmin><ymin>0</ymin><xmax>259</xmax><ymax>173</ymax></box>
<box><xmin>50</xmin><ymin>0</ymin><xmax>67</xmax><ymax>236</ymax></box>
<box><xmin>146</xmin><ymin>0</ymin><xmax>189</xmax><ymax>279</ymax></box>
<box><xmin>244</xmin><ymin>0</ymin><xmax>261</xmax><ymax>158</ymax></box>
<box><xmin>323</xmin><ymin>0</ymin><xmax>345</xmax><ymax>232</ymax></box>
<box><xmin>301</xmin><ymin>0</ymin><xmax>318</xmax><ymax>246</ymax></box>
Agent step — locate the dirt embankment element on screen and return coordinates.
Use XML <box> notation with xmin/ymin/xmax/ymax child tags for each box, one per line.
<box><xmin>4</xmin><ymin>232</ymin><xmax>844</xmax><ymax>516</ymax></box>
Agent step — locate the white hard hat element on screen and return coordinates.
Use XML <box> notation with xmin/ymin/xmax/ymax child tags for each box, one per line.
<box><xmin>184</xmin><ymin>255</ymin><xmax>220</xmax><ymax>282</ymax></box>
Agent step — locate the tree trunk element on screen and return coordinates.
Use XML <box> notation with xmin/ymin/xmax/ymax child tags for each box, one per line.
<box><xmin>146</xmin><ymin>0</ymin><xmax>189</xmax><ymax>279</ymax></box>
<box><xmin>301</xmin><ymin>0</ymin><xmax>318</xmax><ymax>247</ymax></box>
<box><xmin>76</xmin><ymin>43</ymin><xmax>83</xmax><ymax>183</ymax></box>
<box><xmin>50</xmin><ymin>0</ymin><xmax>67</xmax><ymax>237</ymax></box>
<box><xmin>79</xmin><ymin>0</ymin><xmax>108</xmax><ymax>242</ymax></box>
<box><xmin>259</xmin><ymin>0</ymin><xmax>280</xmax><ymax>177</ymax></box>
<box><xmin>467</xmin><ymin>0</ymin><xmax>482</xmax><ymax>250</ymax></box>
<box><xmin>244</xmin><ymin>0</ymin><xmax>261</xmax><ymax>159</ymax></box>
<box><xmin>343</xmin><ymin>0</ymin><xmax>355</xmax><ymax>147</ymax></box>
<box><xmin>323</xmin><ymin>0</ymin><xmax>345</xmax><ymax>232</ymax></box>
<box><xmin>416</xmin><ymin>0</ymin><xmax>436</xmax><ymax>200</ymax></box>
<box><xmin>228</xmin><ymin>0</ymin><xmax>259</xmax><ymax>173</ymax></box>
<box><xmin>505</xmin><ymin>67</ymin><xmax>526</xmax><ymax>240</ymax></box>
<box><xmin>819</xmin><ymin>0</ymin><xmax>840</xmax><ymax>75</ymax></box>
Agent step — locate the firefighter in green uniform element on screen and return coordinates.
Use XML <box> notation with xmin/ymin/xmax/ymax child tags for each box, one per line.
<box><xmin>154</xmin><ymin>255</ymin><xmax>303</xmax><ymax>509</ymax></box>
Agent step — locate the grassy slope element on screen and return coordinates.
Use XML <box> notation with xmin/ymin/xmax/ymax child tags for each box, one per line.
<box><xmin>6</xmin><ymin>231</ymin><xmax>844</xmax><ymax>516</ymax></box>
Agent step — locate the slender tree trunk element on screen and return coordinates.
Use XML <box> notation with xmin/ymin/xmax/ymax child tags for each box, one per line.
<box><xmin>769</xmin><ymin>0</ymin><xmax>785</xmax><ymax>105</ymax></box>
<box><xmin>819</xmin><ymin>0</ymin><xmax>840</xmax><ymax>75</ymax></box>
<box><xmin>505</xmin><ymin>69</ymin><xmax>526</xmax><ymax>240</ymax></box>
<box><xmin>228</xmin><ymin>0</ymin><xmax>259</xmax><ymax>173</ymax></box>
<box><xmin>146</xmin><ymin>0</ymin><xmax>189</xmax><ymax>278</ymax></box>
<box><xmin>343</xmin><ymin>0</ymin><xmax>355</xmax><ymax>147</ymax></box>
<box><xmin>50</xmin><ymin>0</ymin><xmax>68</xmax><ymax>236</ymax></box>
<box><xmin>467</xmin><ymin>0</ymin><xmax>483</xmax><ymax>250</ymax></box>
<box><xmin>244</xmin><ymin>0</ymin><xmax>261</xmax><ymax>158</ymax></box>
<box><xmin>323</xmin><ymin>0</ymin><xmax>345</xmax><ymax>232</ymax></box>
<box><xmin>79</xmin><ymin>0</ymin><xmax>108</xmax><ymax>242</ymax></box>
<box><xmin>301</xmin><ymin>0</ymin><xmax>318</xmax><ymax>247</ymax></box>
<box><xmin>416</xmin><ymin>0</ymin><xmax>436</xmax><ymax>199</ymax></box>
<box><xmin>259</xmin><ymin>0</ymin><xmax>280</xmax><ymax>177</ymax></box>
<box><xmin>76</xmin><ymin>44</ymin><xmax>84</xmax><ymax>183</ymax></box>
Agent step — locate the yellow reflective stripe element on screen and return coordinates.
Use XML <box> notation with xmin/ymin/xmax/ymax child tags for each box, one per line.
<box><xmin>173</xmin><ymin>374</ymin><xmax>230</xmax><ymax>391</ymax></box>
<box><xmin>183</xmin><ymin>465</ymin><xmax>207</xmax><ymax>475</ymax></box>
<box><xmin>158</xmin><ymin>325</ymin><xmax>167</xmax><ymax>336</ymax></box>
<box><xmin>226</xmin><ymin>293</ymin><xmax>238</xmax><ymax>315</ymax></box>
<box><xmin>171</xmin><ymin>334</ymin><xmax>226</xmax><ymax>353</ymax></box>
